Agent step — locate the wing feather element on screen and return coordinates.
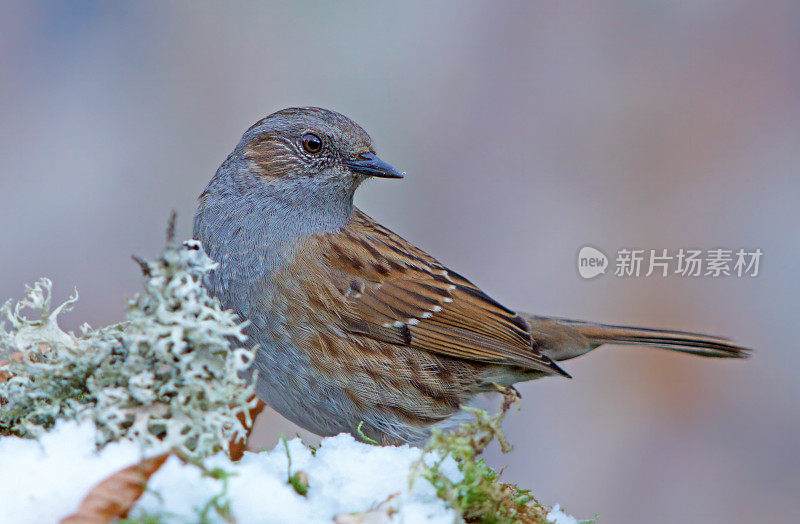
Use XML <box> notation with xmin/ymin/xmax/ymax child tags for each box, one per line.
<box><xmin>293</xmin><ymin>209</ymin><xmax>569</xmax><ymax>377</ymax></box>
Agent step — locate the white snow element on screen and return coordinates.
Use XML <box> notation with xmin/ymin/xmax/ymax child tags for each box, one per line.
<box><xmin>136</xmin><ymin>433</ymin><xmax>460</xmax><ymax>523</ymax></box>
<box><xmin>0</xmin><ymin>421</ymin><xmax>458</xmax><ymax>523</ymax></box>
<box><xmin>0</xmin><ymin>420</ymin><xmax>579</xmax><ymax>523</ymax></box>
<box><xmin>0</xmin><ymin>421</ymin><xmax>147</xmax><ymax>523</ymax></box>
<box><xmin>546</xmin><ymin>503</ymin><xmax>579</xmax><ymax>524</ymax></box>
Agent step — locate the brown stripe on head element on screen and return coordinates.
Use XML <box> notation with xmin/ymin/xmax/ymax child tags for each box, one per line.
<box><xmin>240</xmin><ymin>107</ymin><xmax>375</xmax><ymax>179</ymax></box>
<box><xmin>243</xmin><ymin>132</ymin><xmax>309</xmax><ymax>179</ymax></box>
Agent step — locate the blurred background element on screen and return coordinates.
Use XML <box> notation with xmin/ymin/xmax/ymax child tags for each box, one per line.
<box><xmin>1</xmin><ymin>2</ymin><xmax>798</xmax><ymax>522</ymax></box>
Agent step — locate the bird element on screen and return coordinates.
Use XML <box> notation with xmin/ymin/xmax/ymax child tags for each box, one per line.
<box><xmin>193</xmin><ymin>107</ymin><xmax>749</xmax><ymax>446</ymax></box>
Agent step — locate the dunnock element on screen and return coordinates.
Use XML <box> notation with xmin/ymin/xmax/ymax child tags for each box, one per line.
<box><xmin>194</xmin><ymin>107</ymin><xmax>748</xmax><ymax>445</ymax></box>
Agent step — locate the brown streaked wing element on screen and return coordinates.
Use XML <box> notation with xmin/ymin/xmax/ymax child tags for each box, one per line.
<box><xmin>296</xmin><ymin>209</ymin><xmax>569</xmax><ymax>377</ymax></box>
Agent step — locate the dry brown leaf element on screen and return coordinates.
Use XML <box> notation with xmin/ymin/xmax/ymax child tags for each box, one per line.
<box><xmin>59</xmin><ymin>452</ymin><xmax>170</xmax><ymax>524</ymax></box>
<box><xmin>228</xmin><ymin>397</ymin><xmax>266</xmax><ymax>461</ymax></box>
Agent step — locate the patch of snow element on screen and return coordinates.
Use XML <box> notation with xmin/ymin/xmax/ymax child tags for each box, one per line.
<box><xmin>136</xmin><ymin>433</ymin><xmax>459</xmax><ymax>523</ymax></box>
<box><xmin>0</xmin><ymin>421</ymin><xmax>146</xmax><ymax>523</ymax></box>
<box><xmin>546</xmin><ymin>503</ymin><xmax>579</xmax><ymax>524</ymax></box>
<box><xmin>0</xmin><ymin>421</ymin><xmax>460</xmax><ymax>523</ymax></box>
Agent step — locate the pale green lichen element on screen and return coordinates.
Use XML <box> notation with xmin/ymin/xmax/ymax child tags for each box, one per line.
<box><xmin>0</xmin><ymin>227</ymin><xmax>257</xmax><ymax>460</ymax></box>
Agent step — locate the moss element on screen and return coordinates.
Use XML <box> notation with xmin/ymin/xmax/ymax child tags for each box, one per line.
<box><xmin>413</xmin><ymin>388</ymin><xmax>553</xmax><ymax>524</ymax></box>
<box><xmin>195</xmin><ymin>466</ymin><xmax>237</xmax><ymax>523</ymax></box>
<box><xmin>118</xmin><ymin>513</ymin><xmax>169</xmax><ymax>524</ymax></box>
<box><xmin>282</xmin><ymin>435</ymin><xmax>310</xmax><ymax>497</ymax></box>
<box><xmin>356</xmin><ymin>420</ymin><xmax>379</xmax><ymax>445</ymax></box>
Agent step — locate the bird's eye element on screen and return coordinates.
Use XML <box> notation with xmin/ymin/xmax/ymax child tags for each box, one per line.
<box><xmin>301</xmin><ymin>133</ymin><xmax>323</xmax><ymax>154</ymax></box>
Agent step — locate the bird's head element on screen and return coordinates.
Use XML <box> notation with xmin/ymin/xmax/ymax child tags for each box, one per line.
<box><xmin>230</xmin><ymin>107</ymin><xmax>403</xmax><ymax>204</ymax></box>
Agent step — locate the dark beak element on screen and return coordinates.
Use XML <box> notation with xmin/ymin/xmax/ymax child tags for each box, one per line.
<box><xmin>345</xmin><ymin>152</ymin><xmax>404</xmax><ymax>179</ymax></box>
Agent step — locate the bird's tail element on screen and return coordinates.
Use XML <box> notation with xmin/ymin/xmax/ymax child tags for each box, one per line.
<box><xmin>520</xmin><ymin>314</ymin><xmax>751</xmax><ymax>362</ymax></box>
